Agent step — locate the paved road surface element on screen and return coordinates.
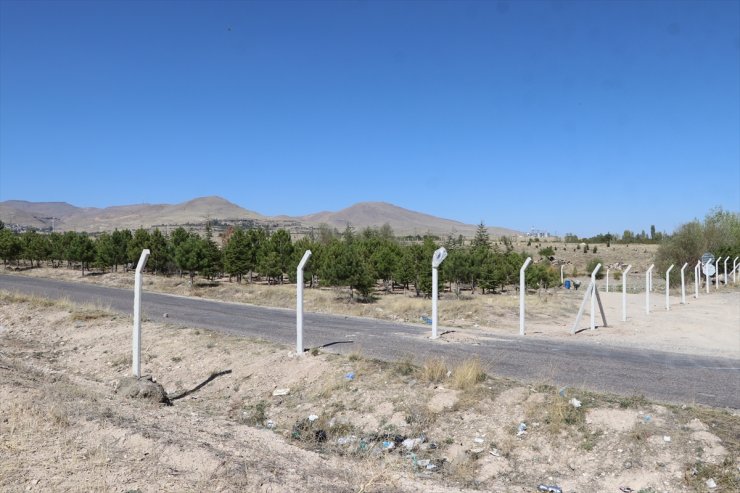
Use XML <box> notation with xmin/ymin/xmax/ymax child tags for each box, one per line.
<box><xmin>1</xmin><ymin>274</ymin><xmax>738</xmax><ymax>409</ymax></box>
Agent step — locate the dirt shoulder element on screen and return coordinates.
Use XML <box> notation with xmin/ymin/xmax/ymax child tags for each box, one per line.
<box><xmin>1</xmin><ymin>291</ymin><xmax>738</xmax><ymax>492</ymax></box>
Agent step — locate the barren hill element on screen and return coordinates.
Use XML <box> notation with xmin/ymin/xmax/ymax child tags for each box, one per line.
<box><xmin>1</xmin><ymin>197</ymin><xmax>520</xmax><ymax>238</ymax></box>
<box><xmin>299</xmin><ymin>202</ymin><xmax>519</xmax><ymax>237</ymax></box>
<box><xmin>0</xmin><ymin>196</ymin><xmax>263</xmax><ymax>232</ymax></box>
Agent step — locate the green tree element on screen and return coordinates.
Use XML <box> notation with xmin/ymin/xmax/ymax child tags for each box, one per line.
<box><xmin>0</xmin><ymin>229</ymin><xmax>22</xmax><ymax>266</ymax></box>
<box><xmin>369</xmin><ymin>241</ymin><xmax>400</xmax><ymax>292</ymax></box>
<box><xmin>109</xmin><ymin>229</ymin><xmax>132</xmax><ymax>271</ymax></box>
<box><xmin>22</xmin><ymin>230</ymin><xmax>51</xmax><ymax>267</ymax></box>
<box><xmin>95</xmin><ymin>232</ymin><xmax>116</xmax><ymax>271</ymax></box>
<box><xmin>128</xmin><ymin>228</ymin><xmax>152</xmax><ymax>262</ymax></box>
<box><xmin>69</xmin><ymin>233</ymin><xmax>96</xmax><ymax>275</ymax></box>
<box><xmin>223</xmin><ymin>228</ymin><xmax>250</xmax><ymax>282</ymax></box>
<box><xmin>148</xmin><ymin>228</ymin><xmax>171</xmax><ymax>275</ymax></box>
<box><xmin>321</xmin><ymin>239</ymin><xmax>375</xmax><ymax>300</ymax></box>
<box><xmin>175</xmin><ymin>234</ymin><xmax>207</xmax><ymax>285</ymax></box>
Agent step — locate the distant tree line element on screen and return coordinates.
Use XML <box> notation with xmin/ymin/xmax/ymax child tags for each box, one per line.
<box><xmin>0</xmin><ymin>220</ymin><xmax>559</xmax><ymax>300</ymax></box>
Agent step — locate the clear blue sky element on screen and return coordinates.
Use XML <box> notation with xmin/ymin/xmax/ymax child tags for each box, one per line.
<box><xmin>1</xmin><ymin>0</ymin><xmax>738</xmax><ymax>237</ymax></box>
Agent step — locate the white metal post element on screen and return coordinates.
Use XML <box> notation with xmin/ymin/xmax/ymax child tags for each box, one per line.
<box><xmin>431</xmin><ymin>248</ymin><xmax>448</xmax><ymax>340</ymax></box>
<box><xmin>734</xmin><ymin>257</ymin><xmax>739</xmax><ymax>284</ymax></box>
<box><xmin>680</xmin><ymin>262</ymin><xmax>688</xmax><ymax>304</ymax></box>
<box><xmin>560</xmin><ymin>264</ymin><xmax>564</xmax><ymax>285</ymax></box>
<box><xmin>712</xmin><ymin>256</ymin><xmax>719</xmax><ymax>288</ymax></box>
<box><xmin>606</xmin><ymin>268</ymin><xmax>610</xmax><ymax>293</ymax></box>
<box><xmin>645</xmin><ymin>264</ymin><xmax>654</xmax><ymax>314</ymax></box>
<box><xmin>296</xmin><ymin>250</ymin><xmax>312</xmax><ymax>356</ymax></box>
<box><xmin>519</xmin><ymin>257</ymin><xmax>532</xmax><ymax>336</ymax></box>
<box><xmin>694</xmin><ymin>260</ymin><xmax>701</xmax><ymax>299</ymax></box>
<box><xmin>622</xmin><ymin>265</ymin><xmax>631</xmax><ymax>322</ymax></box>
<box><xmin>665</xmin><ymin>264</ymin><xmax>674</xmax><ymax>310</ymax></box>
<box><xmin>706</xmin><ymin>259</ymin><xmax>711</xmax><ymax>294</ymax></box>
<box><xmin>132</xmin><ymin>249</ymin><xmax>150</xmax><ymax>378</ymax></box>
<box><xmin>590</xmin><ymin>263</ymin><xmax>602</xmax><ymax>330</ymax></box>
<box><xmin>723</xmin><ymin>257</ymin><xmax>729</xmax><ymax>285</ymax></box>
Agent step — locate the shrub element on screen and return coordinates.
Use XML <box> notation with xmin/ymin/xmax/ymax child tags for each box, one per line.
<box><xmin>586</xmin><ymin>258</ymin><xmax>604</xmax><ymax>279</ymax></box>
<box><xmin>538</xmin><ymin>246</ymin><xmax>555</xmax><ymax>257</ymax></box>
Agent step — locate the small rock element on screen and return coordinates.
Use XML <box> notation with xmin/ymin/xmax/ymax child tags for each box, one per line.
<box><xmin>416</xmin><ymin>459</ymin><xmax>430</xmax><ymax>467</ymax></box>
<box><xmin>569</xmin><ymin>398</ymin><xmax>582</xmax><ymax>408</ymax></box>
<box><xmin>623</xmin><ymin>460</ymin><xmax>632</xmax><ymax>470</ymax></box>
<box><xmin>266</xmin><ymin>420</ymin><xmax>275</xmax><ymax>429</ymax></box>
<box><xmin>469</xmin><ymin>447</ymin><xmax>485</xmax><ymax>455</ymax></box>
<box><xmin>663</xmin><ymin>435</ymin><xmax>671</xmax><ymax>442</ymax></box>
<box><xmin>272</xmin><ymin>388</ymin><xmax>290</xmax><ymax>396</ymax></box>
<box><xmin>473</xmin><ymin>437</ymin><xmax>485</xmax><ymax>444</ymax></box>
<box><xmin>308</xmin><ymin>414</ymin><xmax>319</xmax><ymax>422</ymax></box>
<box><xmin>705</xmin><ymin>478</ymin><xmax>717</xmax><ymax>489</ymax></box>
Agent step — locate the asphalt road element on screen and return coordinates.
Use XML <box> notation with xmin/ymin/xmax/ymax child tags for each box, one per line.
<box><xmin>2</xmin><ymin>274</ymin><xmax>739</xmax><ymax>409</ymax></box>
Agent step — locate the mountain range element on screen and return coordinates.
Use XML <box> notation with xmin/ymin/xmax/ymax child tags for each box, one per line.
<box><xmin>0</xmin><ymin>196</ymin><xmax>520</xmax><ymax>238</ymax></box>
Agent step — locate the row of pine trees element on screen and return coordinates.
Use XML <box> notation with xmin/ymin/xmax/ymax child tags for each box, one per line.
<box><xmin>0</xmin><ymin>221</ymin><xmax>559</xmax><ymax>299</ymax></box>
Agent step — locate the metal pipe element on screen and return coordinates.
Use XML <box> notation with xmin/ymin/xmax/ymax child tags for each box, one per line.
<box><xmin>622</xmin><ymin>264</ymin><xmax>632</xmax><ymax>322</ymax></box>
<box><xmin>665</xmin><ymin>264</ymin><xmax>674</xmax><ymax>310</ymax></box>
<box><xmin>431</xmin><ymin>248</ymin><xmax>448</xmax><ymax>339</ymax></box>
<box><xmin>694</xmin><ymin>260</ymin><xmax>701</xmax><ymax>299</ymax></box>
<box><xmin>296</xmin><ymin>250</ymin><xmax>312</xmax><ymax>355</ymax></box>
<box><xmin>723</xmin><ymin>257</ymin><xmax>729</xmax><ymax>285</ymax></box>
<box><xmin>519</xmin><ymin>257</ymin><xmax>532</xmax><ymax>336</ymax></box>
<box><xmin>645</xmin><ymin>264</ymin><xmax>655</xmax><ymax>314</ymax></box>
<box><xmin>606</xmin><ymin>268</ymin><xmax>610</xmax><ymax>293</ymax></box>
<box><xmin>132</xmin><ymin>249</ymin><xmax>150</xmax><ymax>378</ymax></box>
<box><xmin>734</xmin><ymin>257</ymin><xmax>739</xmax><ymax>284</ymax></box>
<box><xmin>590</xmin><ymin>263</ymin><xmax>602</xmax><ymax>330</ymax></box>
<box><xmin>715</xmin><ymin>257</ymin><xmax>722</xmax><ymax>289</ymax></box>
<box><xmin>680</xmin><ymin>262</ymin><xmax>688</xmax><ymax>304</ymax></box>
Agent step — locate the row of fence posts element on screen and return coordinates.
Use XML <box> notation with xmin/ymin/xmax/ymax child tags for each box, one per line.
<box><xmin>128</xmin><ymin>249</ymin><xmax>739</xmax><ymax>372</ymax></box>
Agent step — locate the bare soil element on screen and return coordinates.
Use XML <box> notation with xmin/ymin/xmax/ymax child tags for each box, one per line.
<box><xmin>1</xmin><ymin>292</ymin><xmax>738</xmax><ymax>492</ymax></box>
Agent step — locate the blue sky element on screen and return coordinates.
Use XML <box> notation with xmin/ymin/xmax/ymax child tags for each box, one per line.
<box><xmin>1</xmin><ymin>0</ymin><xmax>738</xmax><ymax>237</ymax></box>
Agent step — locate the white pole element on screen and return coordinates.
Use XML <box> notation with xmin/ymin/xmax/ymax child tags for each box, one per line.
<box><xmin>694</xmin><ymin>260</ymin><xmax>701</xmax><ymax>298</ymax></box>
<box><xmin>645</xmin><ymin>264</ymin><xmax>655</xmax><ymax>314</ymax></box>
<box><xmin>734</xmin><ymin>257</ymin><xmax>739</xmax><ymax>284</ymax></box>
<box><xmin>519</xmin><ymin>257</ymin><xmax>532</xmax><ymax>336</ymax></box>
<box><xmin>723</xmin><ymin>257</ymin><xmax>729</xmax><ymax>285</ymax></box>
<box><xmin>431</xmin><ymin>248</ymin><xmax>448</xmax><ymax>340</ymax></box>
<box><xmin>622</xmin><ymin>264</ymin><xmax>632</xmax><ymax>322</ymax></box>
<box><xmin>715</xmin><ymin>257</ymin><xmax>722</xmax><ymax>289</ymax></box>
<box><xmin>296</xmin><ymin>250</ymin><xmax>312</xmax><ymax>355</ymax></box>
<box><xmin>560</xmin><ymin>264</ymin><xmax>564</xmax><ymax>285</ymax></box>
<box><xmin>665</xmin><ymin>264</ymin><xmax>674</xmax><ymax>310</ymax></box>
<box><xmin>590</xmin><ymin>263</ymin><xmax>602</xmax><ymax>330</ymax></box>
<box><xmin>680</xmin><ymin>262</ymin><xmax>688</xmax><ymax>304</ymax></box>
<box><xmin>606</xmin><ymin>268</ymin><xmax>610</xmax><ymax>293</ymax></box>
<box><xmin>132</xmin><ymin>249</ymin><xmax>151</xmax><ymax>378</ymax></box>
<box><xmin>706</xmin><ymin>259</ymin><xmax>711</xmax><ymax>294</ymax></box>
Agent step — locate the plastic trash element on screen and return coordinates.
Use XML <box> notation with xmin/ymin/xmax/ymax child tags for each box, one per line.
<box><xmin>517</xmin><ymin>422</ymin><xmax>527</xmax><ymax>437</ymax></box>
<box><xmin>345</xmin><ymin>372</ymin><xmax>355</xmax><ymax>381</ymax></box>
<box><xmin>272</xmin><ymin>388</ymin><xmax>290</xmax><ymax>396</ymax></box>
<box><xmin>569</xmin><ymin>398</ymin><xmax>582</xmax><ymax>408</ymax></box>
<box><xmin>382</xmin><ymin>440</ymin><xmax>395</xmax><ymax>450</ymax></box>
<box><xmin>537</xmin><ymin>485</ymin><xmax>562</xmax><ymax>493</ymax></box>
<box><xmin>663</xmin><ymin>435</ymin><xmax>671</xmax><ymax>442</ymax></box>
<box><xmin>643</xmin><ymin>415</ymin><xmax>652</xmax><ymax>423</ymax></box>
<box><xmin>473</xmin><ymin>437</ymin><xmax>485</xmax><ymax>444</ymax></box>
<box><xmin>619</xmin><ymin>487</ymin><xmax>635</xmax><ymax>493</ymax></box>
<box><xmin>421</xmin><ymin>316</ymin><xmax>432</xmax><ymax>325</ymax></box>
<box><xmin>265</xmin><ymin>419</ymin><xmax>275</xmax><ymax>429</ymax></box>
<box><xmin>558</xmin><ymin>386</ymin><xmax>567</xmax><ymax>397</ymax></box>
<box><xmin>706</xmin><ymin>478</ymin><xmax>717</xmax><ymax>489</ymax></box>
<box><xmin>308</xmin><ymin>414</ymin><xmax>319</xmax><ymax>422</ymax></box>
<box><xmin>416</xmin><ymin>459</ymin><xmax>430</xmax><ymax>467</ymax></box>
<box><xmin>402</xmin><ymin>437</ymin><xmax>424</xmax><ymax>450</ymax></box>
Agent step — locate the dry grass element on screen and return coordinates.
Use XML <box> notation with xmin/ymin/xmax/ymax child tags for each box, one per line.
<box><xmin>421</xmin><ymin>357</ymin><xmax>448</xmax><ymax>383</ymax></box>
<box><xmin>450</xmin><ymin>358</ymin><xmax>486</xmax><ymax>390</ymax></box>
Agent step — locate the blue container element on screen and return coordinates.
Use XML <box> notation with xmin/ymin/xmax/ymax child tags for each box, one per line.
<box><xmin>564</xmin><ymin>280</ymin><xmax>571</xmax><ymax>289</ymax></box>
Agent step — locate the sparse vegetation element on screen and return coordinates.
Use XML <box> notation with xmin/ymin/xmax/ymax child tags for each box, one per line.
<box><xmin>451</xmin><ymin>358</ymin><xmax>486</xmax><ymax>389</ymax></box>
